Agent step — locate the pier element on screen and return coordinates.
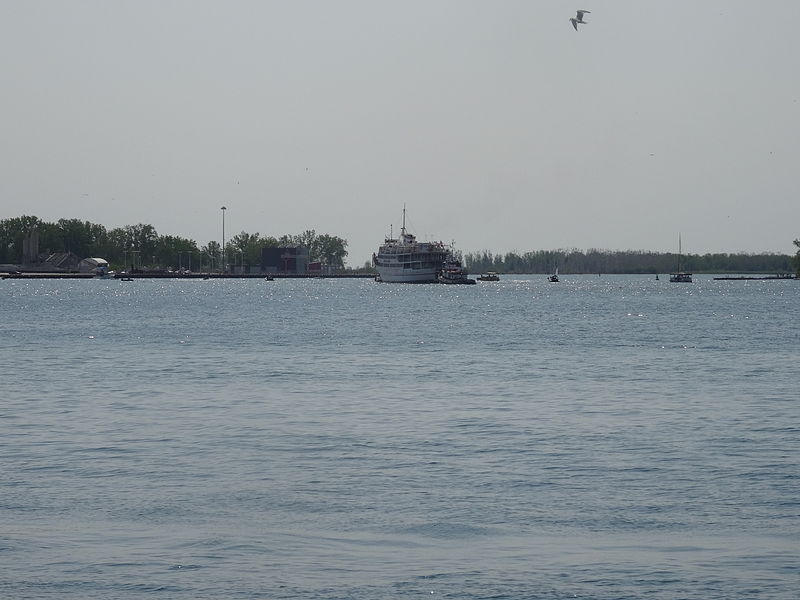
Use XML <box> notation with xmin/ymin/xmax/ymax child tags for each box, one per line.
<box><xmin>1</xmin><ymin>272</ymin><xmax>376</xmax><ymax>280</ymax></box>
<box><xmin>713</xmin><ymin>274</ymin><xmax>796</xmax><ymax>280</ymax></box>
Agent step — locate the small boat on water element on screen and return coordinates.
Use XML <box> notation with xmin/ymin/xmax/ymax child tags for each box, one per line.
<box><xmin>477</xmin><ymin>272</ymin><xmax>500</xmax><ymax>282</ymax></box>
<box><xmin>437</xmin><ymin>257</ymin><xmax>475</xmax><ymax>285</ymax></box>
<box><xmin>548</xmin><ymin>267</ymin><xmax>559</xmax><ymax>283</ymax></box>
<box><xmin>669</xmin><ymin>234</ymin><xmax>692</xmax><ymax>283</ymax></box>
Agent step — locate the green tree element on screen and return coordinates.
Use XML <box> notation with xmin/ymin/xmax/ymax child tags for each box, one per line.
<box><xmin>277</xmin><ymin>234</ymin><xmax>295</xmax><ymax>247</ymax></box>
<box><xmin>98</xmin><ymin>223</ymin><xmax>163</xmax><ymax>269</ymax></box>
<box><xmin>274</xmin><ymin>229</ymin><xmax>348</xmax><ymax>267</ymax></box>
<box><xmin>56</xmin><ymin>218</ymin><xmax>107</xmax><ymax>258</ymax></box>
<box><xmin>226</xmin><ymin>231</ymin><xmax>278</xmax><ymax>267</ymax></box>
<box><xmin>155</xmin><ymin>235</ymin><xmax>199</xmax><ymax>269</ymax></box>
<box><xmin>293</xmin><ymin>230</ymin><xmax>319</xmax><ymax>254</ymax></box>
<box><xmin>105</xmin><ymin>227</ymin><xmax>130</xmax><ymax>266</ymax></box>
<box><xmin>34</xmin><ymin>221</ymin><xmax>64</xmax><ymax>257</ymax></box>
<box><xmin>314</xmin><ymin>233</ymin><xmax>348</xmax><ymax>268</ymax></box>
<box><xmin>0</xmin><ymin>215</ymin><xmax>44</xmax><ymax>263</ymax></box>
<box><xmin>201</xmin><ymin>241</ymin><xmax>221</xmax><ymax>271</ymax></box>
<box><xmin>125</xmin><ymin>223</ymin><xmax>159</xmax><ymax>259</ymax></box>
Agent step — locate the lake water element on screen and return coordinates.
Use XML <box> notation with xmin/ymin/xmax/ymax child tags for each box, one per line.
<box><xmin>1</xmin><ymin>275</ymin><xmax>798</xmax><ymax>599</ymax></box>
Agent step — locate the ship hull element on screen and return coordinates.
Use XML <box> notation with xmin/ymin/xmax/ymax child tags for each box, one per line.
<box><xmin>375</xmin><ymin>264</ymin><xmax>439</xmax><ymax>283</ymax></box>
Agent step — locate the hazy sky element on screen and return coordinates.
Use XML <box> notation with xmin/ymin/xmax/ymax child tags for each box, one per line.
<box><xmin>2</xmin><ymin>1</ymin><xmax>798</xmax><ymax>266</ymax></box>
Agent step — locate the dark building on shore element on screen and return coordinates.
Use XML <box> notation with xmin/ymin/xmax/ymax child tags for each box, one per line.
<box><xmin>43</xmin><ymin>252</ymin><xmax>81</xmax><ymax>272</ymax></box>
<box><xmin>261</xmin><ymin>246</ymin><xmax>310</xmax><ymax>274</ymax></box>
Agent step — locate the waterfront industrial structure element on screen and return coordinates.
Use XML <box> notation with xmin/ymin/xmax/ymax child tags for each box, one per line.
<box><xmin>261</xmin><ymin>246</ymin><xmax>310</xmax><ymax>274</ymax></box>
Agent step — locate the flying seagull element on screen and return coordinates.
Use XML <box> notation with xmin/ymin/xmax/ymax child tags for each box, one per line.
<box><xmin>569</xmin><ymin>9</ymin><xmax>590</xmax><ymax>31</ymax></box>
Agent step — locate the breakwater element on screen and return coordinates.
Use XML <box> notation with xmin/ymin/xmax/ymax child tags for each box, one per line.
<box><xmin>713</xmin><ymin>274</ymin><xmax>796</xmax><ymax>280</ymax></box>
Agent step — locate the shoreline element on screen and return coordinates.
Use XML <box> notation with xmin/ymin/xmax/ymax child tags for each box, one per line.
<box><xmin>2</xmin><ymin>272</ymin><xmax>795</xmax><ymax>281</ymax></box>
<box><xmin>0</xmin><ymin>272</ymin><xmax>376</xmax><ymax>280</ymax></box>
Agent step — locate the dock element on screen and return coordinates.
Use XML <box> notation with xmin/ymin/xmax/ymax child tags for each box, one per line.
<box><xmin>713</xmin><ymin>274</ymin><xmax>796</xmax><ymax>280</ymax></box>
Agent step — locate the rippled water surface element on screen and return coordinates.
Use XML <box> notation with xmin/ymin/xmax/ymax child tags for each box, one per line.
<box><xmin>1</xmin><ymin>276</ymin><xmax>798</xmax><ymax>599</ymax></box>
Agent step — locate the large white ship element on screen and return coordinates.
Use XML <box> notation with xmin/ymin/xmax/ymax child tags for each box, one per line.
<box><xmin>373</xmin><ymin>209</ymin><xmax>449</xmax><ymax>283</ymax></box>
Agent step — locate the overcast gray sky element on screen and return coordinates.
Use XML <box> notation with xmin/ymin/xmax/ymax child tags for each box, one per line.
<box><xmin>2</xmin><ymin>1</ymin><xmax>798</xmax><ymax>266</ymax></box>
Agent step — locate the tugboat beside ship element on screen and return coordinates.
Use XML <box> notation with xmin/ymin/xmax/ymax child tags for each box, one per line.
<box><xmin>437</xmin><ymin>256</ymin><xmax>476</xmax><ymax>285</ymax></box>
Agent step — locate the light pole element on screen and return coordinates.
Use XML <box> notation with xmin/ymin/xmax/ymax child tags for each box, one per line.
<box><xmin>131</xmin><ymin>250</ymin><xmax>140</xmax><ymax>272</ymax></box>
<box><xmin>179</xmin><ymin>250</ymin><xmax>191</xmax><ymax>272</ymax></box>
<box><xmin>221</xmin><ymin>206</ymin><xmax>227</xmax><ymax>273</ymax></box>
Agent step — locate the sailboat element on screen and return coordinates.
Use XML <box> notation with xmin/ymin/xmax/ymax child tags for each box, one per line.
<box><xmin>669</xmin><ymin>234</ymin><xmax>692</xmax><ymax>283</ymax></box>
<box><xmin>548</xmin><ymin>266</ymin><xmax>559</xmax><ymax>282</ymax></box>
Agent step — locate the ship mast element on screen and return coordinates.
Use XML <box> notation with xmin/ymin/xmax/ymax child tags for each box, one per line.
<box><xmin>401</xmin><ymin>204</ymin><xmax>406</xmax><ymax>236</ymax></box>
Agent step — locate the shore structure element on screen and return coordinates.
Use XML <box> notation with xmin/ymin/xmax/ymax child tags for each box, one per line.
<box><xmin>0</xmin><ymin>271</ymin><xmax>374</xmax><ymax>280</ymax></box>
<box><xmin>713</xmin><ymin>274</ymin><xmax>796</xmax><ymax>280</ymax></box>
<box><xmin>373</xmin><ymin>208</ymin><xmax>449</xmax><ymax>283</ymax></box>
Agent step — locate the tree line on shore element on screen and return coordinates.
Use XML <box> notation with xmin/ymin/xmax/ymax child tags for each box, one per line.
<box><xmin>0</xmin><ymin>215</ymin><xmax>348</xmax><ymax>270</ymax></box>
<box><xmin>2</xmin><ymin>215</ymin><xmax>798</xmax><ymax>275</ymax></box>
<box><xmin>462</xmin><ymin>247</ymin><xmax>797</xmax><ymax>275</ymax></box>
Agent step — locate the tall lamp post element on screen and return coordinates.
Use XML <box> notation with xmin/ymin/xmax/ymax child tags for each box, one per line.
<box><xmin>220</xmin><ymin>205</ymin><xmax>227</xmax><ymax>273</ymax></box>
<box><xmin>178</xmin><ymin>250</ymin><xmax>190</xmax><ymax>272</ymax></box>
<box><xmin>131</xmin><ymin>250</ymin><xmax>140</xmax><ymax>272</ymax></box>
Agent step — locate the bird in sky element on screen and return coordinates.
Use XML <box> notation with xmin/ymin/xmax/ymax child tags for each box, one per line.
<box><xmin>569</xmin><ymin>9</ymin><xmax>590</xmax><ymax>31</ymax></box>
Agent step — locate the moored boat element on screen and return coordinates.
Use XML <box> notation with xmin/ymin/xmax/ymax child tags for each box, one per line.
<box><xmin>669</xmin><ymin>272</ymin><xmax>692</xmax><ymax>283</ymax></box>
<box><xmin>670</xmin><ymin>234</ymin><xmax>692</xmax><ymax>283</ymax></box>
<box><xmin>373</xmin><ymin>208</ymin><xmax>449</xmax><ymax>283</ymax></box>
<box><xmin>477</xmin><ymin>272</ymin><xmax>499</xmax><ymax>282</ymax></box>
